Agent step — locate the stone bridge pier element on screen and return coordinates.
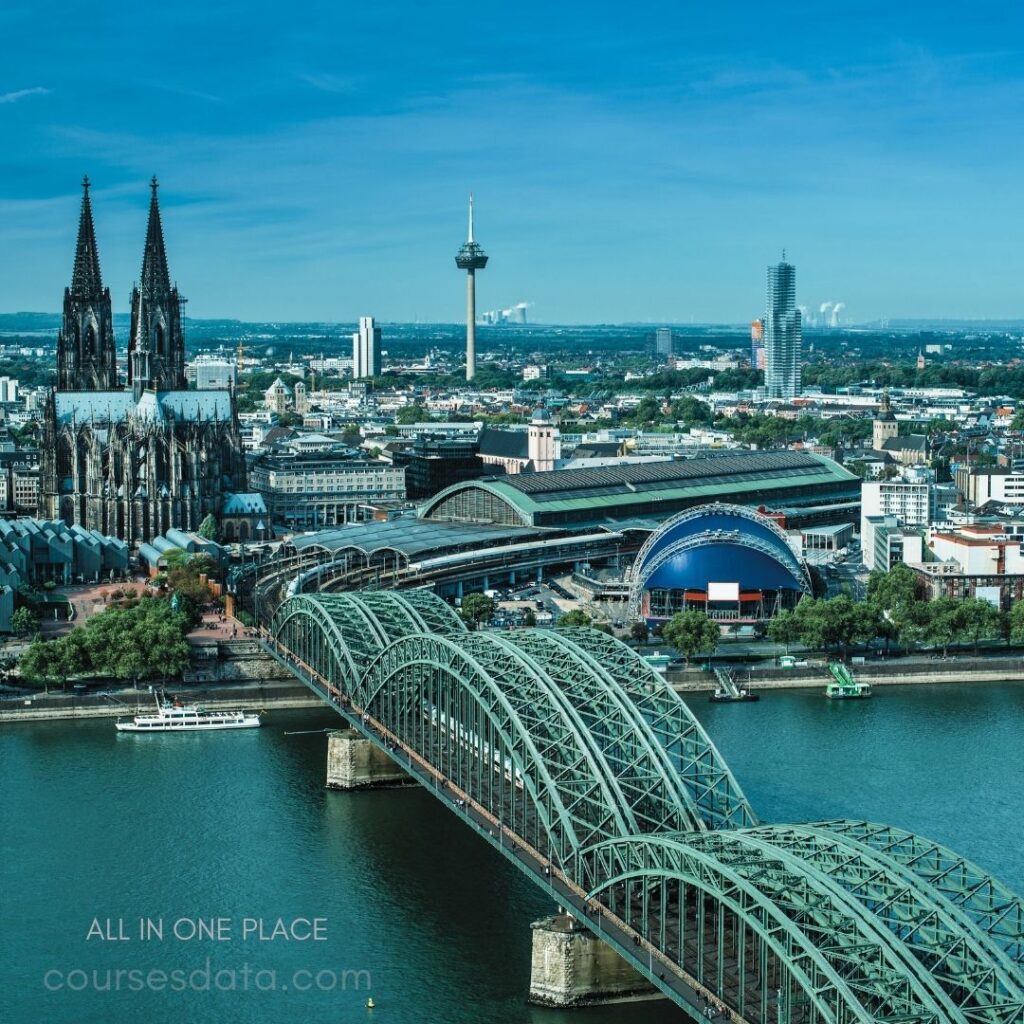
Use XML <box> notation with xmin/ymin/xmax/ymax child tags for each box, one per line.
<box><xmin>529</xmin><ymin>913</ymin><xmax>658</xmax><ymax>1007</ymax></box>
<box><xmin>326</xmin><ymin>729</ymin><xmax>410</xmax><ymax>790</ymax></box>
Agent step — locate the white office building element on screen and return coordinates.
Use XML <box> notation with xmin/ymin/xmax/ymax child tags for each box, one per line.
<box><xmin>956</xmin><ymin>467</ymin><xmax>1024</xmax><ymax>507</ymax></box>
<box><xmin>860</xmin><ymin>474</ymin><xmax>934</xmax><ymax>567</ymax></box>
<box><xmin>352</xmin><ymin>316</ymin><xmax>382</xmax><ymax>379</ymax></box>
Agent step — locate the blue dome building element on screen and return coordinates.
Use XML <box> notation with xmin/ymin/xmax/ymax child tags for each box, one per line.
<box><xmin>627</xmin><ymin>503</ymin><xmax>811</xmax><ymax>623</ymax></box>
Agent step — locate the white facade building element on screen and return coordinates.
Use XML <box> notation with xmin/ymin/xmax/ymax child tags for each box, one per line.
<box><xmin>0</xmin><ymin>377</ymin><xmax>20</xmax><ymax>403</ymax></box>
<box><xmin>957</xmin><ymin>467</ymin><xmax>1024</xmax><ymax>507</ymax></box>
<box><xmin>860</xmin><ymin>475</ymin><xmax>934</xmax><ymax>564</ymax></box>
<box><xmin>928</xmin><ymin>523</ymin><xmax>1024</xmax><ymax>576</ymax></box>
<box><xmin>352</xmin><ymin>316</ymin><xmax>382</xmax><ymax>379</ymax></box>
<box><xmin>248</xmin><ymin>451</ymin><xmax>405</xmax><ymax>529</ymax></box>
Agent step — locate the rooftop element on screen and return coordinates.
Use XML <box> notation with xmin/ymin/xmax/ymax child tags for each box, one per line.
<box><xmin>287</xmin><ymin>518</ymin><xmax>538</xmax><ymax>559</ymax></box>
<box><xmin>492</xmin><ymin>450</ymin><xmax>854</xmax><ymax>506</ymax></box>
<box><xmin>54</xmin><ymin>389</ymin><xmax>233</xmax><ymax>426</ymax></box>
<box><xmin>421</xmin><ymin>450</ymin><xmax>859</xmax><ymax>528</ymax></box>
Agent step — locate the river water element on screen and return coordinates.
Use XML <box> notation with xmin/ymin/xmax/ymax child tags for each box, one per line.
<box><xmin>1</xmin><ymin>682</ymin><xmax>1022</xmax><ymax>1024</ymax></box>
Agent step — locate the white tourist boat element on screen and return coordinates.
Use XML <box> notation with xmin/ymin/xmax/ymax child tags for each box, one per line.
<box><xmin>116</xmin><ymin>693</ymin><xmax>261</xmax><ymax>732</ymax></box>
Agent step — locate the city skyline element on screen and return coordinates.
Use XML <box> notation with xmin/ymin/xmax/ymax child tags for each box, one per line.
<box><xmin>1</xmin><ymin>3</ymin><xmax>1022</xmax><ymax>324</ymax></box>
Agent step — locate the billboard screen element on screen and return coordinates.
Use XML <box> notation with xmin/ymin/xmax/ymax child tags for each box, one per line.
<box><xmin>707</xmin><ymin>581</ymin><xmax>740</xmax><ymax>602</ymax></box>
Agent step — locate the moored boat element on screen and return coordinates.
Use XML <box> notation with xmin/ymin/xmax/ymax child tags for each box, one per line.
<box><xmin>116</xmin><ymin>693</ymin><xmax>260</xmax><ymax>732</ymax></box>
<box><xmin>710</xmin><ymin>688</ymin><xmax>760</xmax><ymax>703</ymax></box>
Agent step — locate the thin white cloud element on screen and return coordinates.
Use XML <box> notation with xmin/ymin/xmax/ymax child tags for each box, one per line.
<box><xmin>298</xmin><ymin>72</ymin><xmax>359</xmax><ymax>94</ymax></box>
<box><xmin>0</xmin><ymin>86</ymin><xmax>50</xmax><ymax>105</ymax></box>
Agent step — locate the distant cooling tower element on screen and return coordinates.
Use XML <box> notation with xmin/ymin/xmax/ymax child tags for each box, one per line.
<box><xmin>830</xmin><ymin>302</ymin><xmax>845</xmax><ymax>328</ymax></box>
<box><xmin>477</xmin><ymin>301</ymin><xmax>530</xmax><ymax>326</ymax></box>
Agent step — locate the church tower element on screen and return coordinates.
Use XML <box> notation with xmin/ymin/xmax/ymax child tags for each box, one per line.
<box><xmin>129</xmin><ymin>178</ymin><xmax>187</xmax><ymax>397</ymax></box>
<box><xmin>873</xmin><ymin>388</ymin><xmax>899</xmax><ymax>451</ymax></box>
<box><xmin>528</xmin><ymin>408</ymin><xmax>559</xmax><ymax>472</ymax></box>
<box><xmin>56</xmin><ymin>177</ymin><xmax>118</xmax><ymax>391</ymax></box>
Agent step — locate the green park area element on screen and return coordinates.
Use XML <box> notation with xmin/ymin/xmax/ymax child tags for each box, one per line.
<box><xmin>15</xmin><ymin>552</ymin><xmax>219</xmax><ymax>688</ymax></box>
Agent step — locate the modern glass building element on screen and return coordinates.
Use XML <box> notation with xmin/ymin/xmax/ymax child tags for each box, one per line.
<box><xmin>764</xmin><ymin>258</ymin><xmax>801</xmax><ymax>399</ymax></box>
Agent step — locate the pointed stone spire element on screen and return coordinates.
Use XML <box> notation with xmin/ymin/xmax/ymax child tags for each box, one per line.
<box><xmin>71</xmin><ymin>176</ymin><xmax>103</xmax><ymax>297</ymax></box>
<box><xmin>140</xmin><ymin>176</ymin><xmax>171</xmax><ymax>295</ymax></box>
<box><xmin>129</xmin><ymin>177</ymin><xmax>187</xmax><ymax>393</ymax></box>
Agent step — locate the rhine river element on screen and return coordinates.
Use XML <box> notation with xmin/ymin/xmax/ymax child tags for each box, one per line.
<box><xmin>2</xmin><ymin>682</ymin><xmax>1023</xmax><ymax>1024</ymax></box>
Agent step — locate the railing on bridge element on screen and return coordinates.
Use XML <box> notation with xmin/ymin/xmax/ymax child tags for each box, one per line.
<box><xmin>263</xmin><ymin>588</ymin><xmax>1024</xmax><ymax>1024</ymax></box>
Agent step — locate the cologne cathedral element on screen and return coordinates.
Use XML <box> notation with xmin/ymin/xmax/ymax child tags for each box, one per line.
<box><xmin>39</xmin><ymin>178</ymin><xmax>247</xmax><ymax>544</ymax></box>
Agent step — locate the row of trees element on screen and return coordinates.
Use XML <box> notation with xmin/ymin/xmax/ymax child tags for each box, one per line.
<box><xmin>19</xmin><ymin>597</ymin><xmax>193</xmax><ymax>687</ymax></box>
<box><xmin>767</xmin><ymin>564</ymin><xmax>1012</xmax><ymax>657</ymax></box>
<box><xmin>648</xmin><ymin>565</ymin><xmax>1022</xmax><ymax>665</ymax></box>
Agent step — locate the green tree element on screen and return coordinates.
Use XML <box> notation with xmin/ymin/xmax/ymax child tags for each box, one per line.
<box><xmin>187</xmin><ymin>553</ymin><xmax>220</xmax><ymax>580</ymax></box>
<box><xmin>162</xmin><ymin>549</ymin><xmax>190</xmax><ymax>572</ymax></box>
<box><xmin>522</xmin><ymin>609</ymin><xmax>537</xmax><ymax>627</ymax></box>
<box><xmin>629</xmin><ymin>621</ymin><xmax>649</xmax><ymax>643</ymax></box>
<box><xmin>867</xmin><ymin>562</ymin><xmax>918</xmax><ymax>614</ymax></box>
<box><xmin>661</xmin><ymin>610</ymin><xmax>719</xmax><ymax>667</ymax></box>
<box><xmin>766</xmin><ymin>610</ymin><xmax>801</xmax><ymax>653</ymax></box>
<box><xmin>459</xmin><ymin>593</ymin><xmax>495</xmax><ymax>630</ymax></box>
<box><xmin>793</xmin><ymin>595</ymin><xmax>876</xmax><ymax>657</ymax></box>
<box><xmin>19</xmin><ymin>596</ymin><xmax>194</xmax><ymax>686</ymax></box>
<box><xmin>957</xmin><ymin>597</ymin><xmax>1003</xmax><ymax>654</ymax></box>
<box><xmin>18</xmin><ymin>638</ymin><xmax>58</xmax><ymax>688</ymax></box>
<box><xmin>11</xmin><ymin>606</ymin><xmax>39</xmax><ymax>638</ymax></box>
<box><xmin>920</xmin><ymin>597</ymin><xmax>962</xmax><ymax>657</ymax></box>
<box><xmin>167</xmin><ymin>564</ymin><xmax>212</xmax><ymax>614</ymax></box>
<box><xmin>896</xmin><ymin>601</ymin><xmax>930</xmax><ymax>652</ymax></box>
<box><xmin>57</xmin><ymin>628</ymin><xmax>91</xmax><ymax>680</ymax></box>
<box><xmin>197</xmin><ymin>514</ymin><xmax>219</xmax><ymax>541</ymax></box>
<box><xmin>1009</xmin><ymin>600</ymin><xmax>1024</xmax><ymax>644</ymax></box>
<box><xmin>558</xmin><ymin>609</ymin><xmax>592</xmax><ymax>628</ymax></box>
<box><xmin>866</xmin><ymin>563</ymin><xmax>921</xmax><ymax>650</ymax></box>
<box><xmin>396</xmin><ymin>404</ymin><xmax>427</xmax><ymax>425</ymax></box>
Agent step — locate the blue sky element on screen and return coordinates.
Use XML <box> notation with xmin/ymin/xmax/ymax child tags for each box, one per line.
<box><xmin>1</xmin><ymin>1</ymin><xmax>1022</xmax><ymax>324</ymax></box>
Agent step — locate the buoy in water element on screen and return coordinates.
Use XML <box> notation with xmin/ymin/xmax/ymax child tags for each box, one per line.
<box><xmin>366</xmin><ymin>997</ymin><xmax>375</xmax><ymax>1009</ymax></box>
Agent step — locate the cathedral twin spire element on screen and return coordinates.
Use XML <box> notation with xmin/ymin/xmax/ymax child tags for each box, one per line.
<box><xmin>58</xmin><ymin>176</ymin><xmax>187</xmax><ymax>395</ymax></box>
<box><xmin>139</xmin><ymin>176</ymin><xmax>173</xmax><ymax>301</ymax></box>
<box><xmin>70</xmin><ymin>176</ymin><xmax>103</xmax><ymax>298</ymax></box>
<box><xmin>57</xmin><ymin>176</ymin><xmax>118</xmax><ymax>391</ymax></box>
<box><xmin>129</xmin><ymin>176</ymin><xmax>187</xmax><ymax>397</ymax></box>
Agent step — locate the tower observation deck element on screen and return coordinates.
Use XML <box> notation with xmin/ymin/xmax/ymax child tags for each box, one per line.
<box><xmin>455</xmin><ymin>194</ymin><xmax>488</xmax><ymax>382</ymax></box>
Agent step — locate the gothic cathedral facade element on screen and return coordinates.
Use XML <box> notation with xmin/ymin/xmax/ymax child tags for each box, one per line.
<box><xmin>40</xmin><ymin>178</ymin><xmax>247</xmax><ymax>545</ymax></box>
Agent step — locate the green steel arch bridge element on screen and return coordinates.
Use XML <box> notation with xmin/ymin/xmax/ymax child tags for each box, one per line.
<box><xmin>263</xmin><ymin>589</ymin><xmax>1024</xmax><ymax>1024</ymax></box>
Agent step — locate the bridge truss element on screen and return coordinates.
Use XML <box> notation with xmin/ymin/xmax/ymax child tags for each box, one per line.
<box><xmin>267</xmin><ymin>589</ymin><xmax>1024</xmax><ymax>1024</ymax></box>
